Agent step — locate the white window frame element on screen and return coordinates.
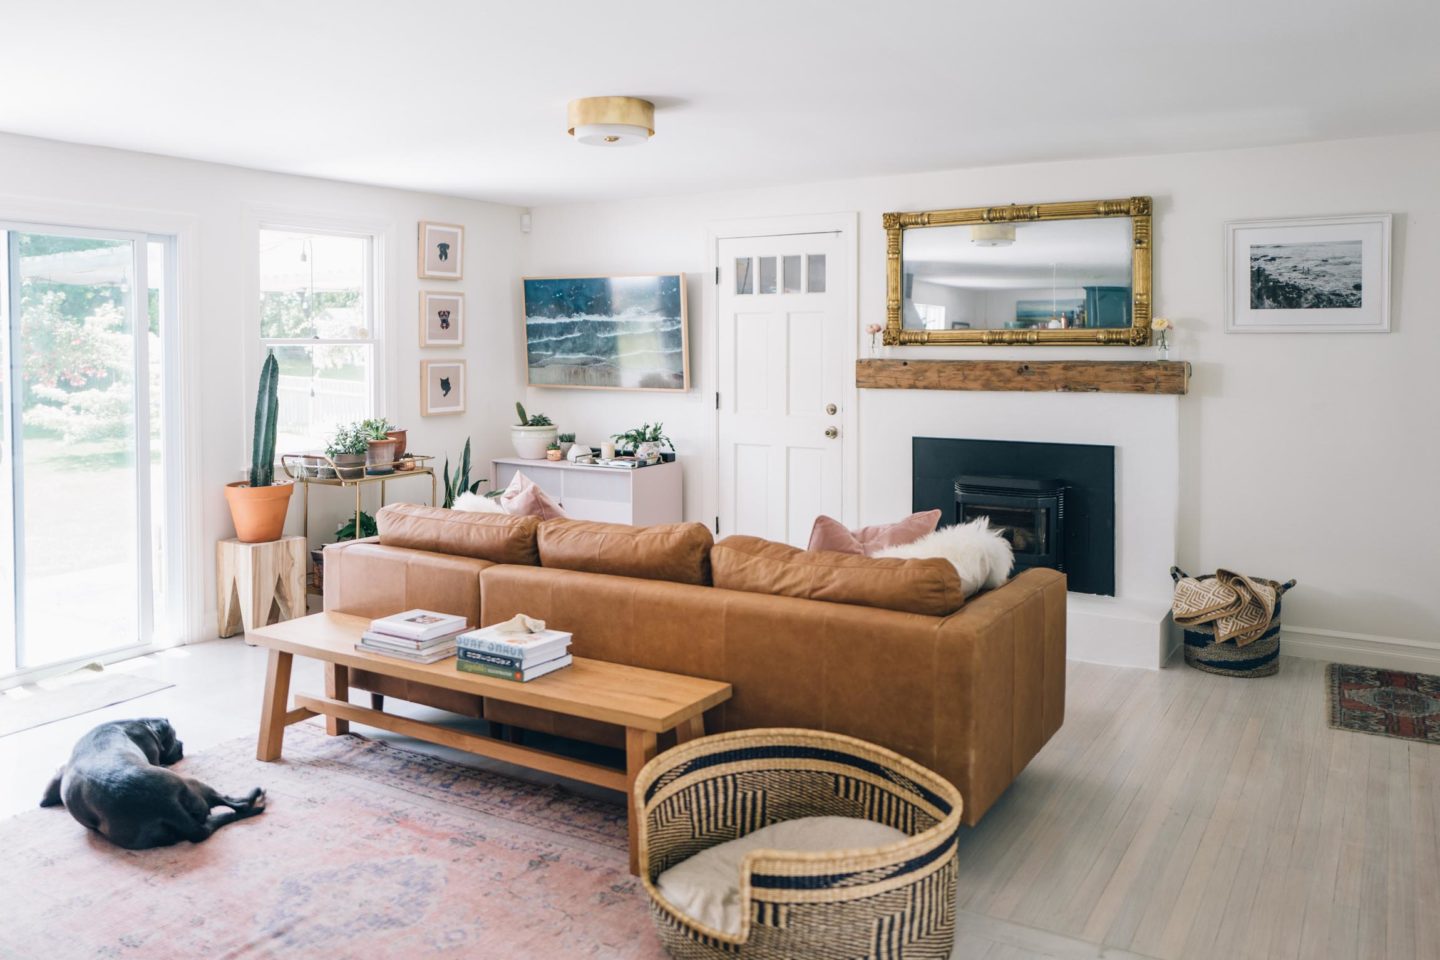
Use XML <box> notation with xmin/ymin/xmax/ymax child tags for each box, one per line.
<box><xmin>245</xmin><ymin>207</ymin><xmax>394</xmax><ymax>471</ymax></box>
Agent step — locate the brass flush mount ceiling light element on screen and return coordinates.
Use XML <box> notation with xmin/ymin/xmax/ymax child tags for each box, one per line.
<box><xmin>567</xmin><ymin>96</ymin><xmax>655</xmax><ymax>146</ymax></box>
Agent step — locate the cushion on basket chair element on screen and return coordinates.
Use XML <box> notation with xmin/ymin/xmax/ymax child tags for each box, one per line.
<box><xmin>655</xmin><ymin>816</ymin><xmax>908</xmax><ymax>935</ymax></box>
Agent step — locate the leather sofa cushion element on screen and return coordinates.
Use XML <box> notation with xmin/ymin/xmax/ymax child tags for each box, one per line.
<box><xmin>537</xmin><ymin>518</ymin><xmax>713</xmax><ymax>585</ymax></box>
<box><xmin>711</xmin><ymin>535</ymin><xmax>964</xmax><ymax>617</ymax></box>
<box><xmin>376</xmin><ymin>502</ymin><xmax>540</xmax><ymax>565</ymax></box>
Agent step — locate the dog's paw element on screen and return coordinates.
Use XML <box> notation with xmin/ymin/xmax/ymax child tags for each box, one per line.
<box><xmin>248</xmin><ymin>788</ymin><xmax>266</xmax><ymax>813</ymax></box>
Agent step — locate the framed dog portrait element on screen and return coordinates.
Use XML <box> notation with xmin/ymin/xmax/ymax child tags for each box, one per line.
<box><xmin>420</xmin><ymin>291</ymin><xmax>464</xmax><ymax>347</ymax></box>
<box><xmin>1226</xmin><ymin>214</ymin><xmax>1391</xmax><ymax>333</ymax></box>
<box><xmin>418</xmin><ymin>221</ymin><xmax>463</xmax><ymax>280</ymax></box>
<box><xmin>421</xmin><ymin>359</ymin><xmax>466</xmax><ymax>415</ymax></box>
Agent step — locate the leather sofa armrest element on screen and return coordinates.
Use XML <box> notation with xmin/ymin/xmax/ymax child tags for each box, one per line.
<box><xmin>934</xmin><ymin>567</ymin><xmax>1066</xmax><ymax>823</ymax></box>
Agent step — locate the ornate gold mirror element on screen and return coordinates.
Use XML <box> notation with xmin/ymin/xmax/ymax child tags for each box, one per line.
<box><xmin>884</xmin><ymin>196</ymin><xmax>1152</xmax><ymax>345</ymax></box>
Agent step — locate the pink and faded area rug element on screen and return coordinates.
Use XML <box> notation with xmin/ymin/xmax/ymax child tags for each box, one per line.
<box><xmin>0</xmin><ymin>723</ymin><xmax>668</xmax><ymax>960</ymax></box>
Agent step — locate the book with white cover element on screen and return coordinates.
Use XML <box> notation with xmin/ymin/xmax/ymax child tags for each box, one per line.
<box><xmin>354</xmin><ymin>641</ymin><xmax>456</xmax><ymax>664</ymax></box>
<box><xmin>360</xmin><ymin>629</ymin><xmax>464</xmax><ymax>652</ymax></box>
<box><xmin>369</xmin><ymin>609</ymin><xmax>468</xmax><ymax>642</ymax></box>
<box><xmin>457</xmin><ymin>625</ymin><xmax>572</xmax><ymax>660</ymax></box>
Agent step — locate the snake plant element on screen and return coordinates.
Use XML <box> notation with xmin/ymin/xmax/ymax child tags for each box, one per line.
<box><xmin>248</xmin><ymin>351</ymin><xmax>279</xmax><ymax>487</ymax></box>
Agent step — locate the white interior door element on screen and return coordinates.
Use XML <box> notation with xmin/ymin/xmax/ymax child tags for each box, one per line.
<box><xmin>716</xmin><ymin>233</ymin><xmax>844</xmax><ymax>545</ymax></box>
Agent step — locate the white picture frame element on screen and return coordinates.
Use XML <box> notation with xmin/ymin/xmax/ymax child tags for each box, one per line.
<box><xmin>420</xmin><ymin>359</ymin><xmax>466</xmax><ymax>415</ymax></box>
<box><xmin>419</xmin><ymin>291</ymin><xmax>464</xmax><ymax>347</ymax></box>
<box><xmin>1225</xmin><ymin>213</ymin><xmax>1391</xmax><ymax>333</ymax></box>
<box><xmin>418</xmin><ymin>221</ymin><xmax>463</xmax><ymax>280</ymax></box>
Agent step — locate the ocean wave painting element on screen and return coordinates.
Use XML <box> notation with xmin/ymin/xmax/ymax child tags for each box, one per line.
<box><xmin>523</xmin><ymin>275</ymin><xmax>689</xmax><ymax>390</ymax></box>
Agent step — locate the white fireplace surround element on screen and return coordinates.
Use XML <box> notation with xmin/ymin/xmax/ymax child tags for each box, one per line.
<box><xmin>858</xmin><ymin>388</ymin><xmax>1180</xmax><ymax>670</ymax></box>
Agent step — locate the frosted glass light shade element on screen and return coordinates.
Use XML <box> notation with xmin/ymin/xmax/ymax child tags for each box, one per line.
<box><xmin>567</xmin><ymin>97</ymin><xmax>655</xmax><ymax>146</ymax></box>
<box><xmin>573</xmin><ymin>122</ymin><xmax>649</xmax><ymax>146</ymax></box>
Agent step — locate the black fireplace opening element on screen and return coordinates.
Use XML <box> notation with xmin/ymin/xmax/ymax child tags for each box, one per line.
<box><xmin>915</xmin><ymin>438</ymin><xmax>1114</xmax><ymax>596</ymax></box>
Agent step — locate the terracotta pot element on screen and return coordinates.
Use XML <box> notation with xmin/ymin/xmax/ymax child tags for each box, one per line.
<box><xmin>386</xmin><ymin>429</ymin><xmax>407</xmax><ymax>459</ymax></box>
<box><xmin>224</xmin><ymin>481</ymin><xmax>294</xmax><ymax>544</ymax></box>
<box><xmin>366</xmin><ymin>438</ymin><xmax>398</xmax><ymax>475</ymax></box>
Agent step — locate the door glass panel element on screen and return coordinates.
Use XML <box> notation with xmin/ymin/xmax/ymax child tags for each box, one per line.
<box><xmin>758</xmin><ymin>256</ymin><xmax>777</xmax><ymax>294</ymax></box>
<box><xmin>734</xmin><ymin>257</ymin><xmax>753</xmax><ymax>295</ymax></box>
<box><xmin>783</xmin><ymin>255</ymin><xmax>801</xmax><ymax>293</ymax></box>
<box><xmin>807</xmin><ymin>254</ymin><xmax>827</xmax><ymax>292</ymax></box>
<box><xmin>14</xmin><ymin>233</ymin><xmax>142</xmax><ymax>666</ymax></box>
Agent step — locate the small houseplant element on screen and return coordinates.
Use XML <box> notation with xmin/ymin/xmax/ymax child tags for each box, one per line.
<box><xmin>360</xmin><ymin>417</ymin><xmax>398</xmax><ymax>475</ymax></box>
<box><xmin>442</xmin><ymin>438</ymin><xmax>486</xmax><ymax>508</ymax></box>
<box><xmin>612</xmin><ymin>422</ymin><xmax>675</xmax><ymax>462</ymax></box>
<box><xmin>557</xmin><ymin>432</ymin><xmax>576</xmax><ymax>458</ymax></box>
<box><xmin>335</xmin><ymin>510</ymin><xmax>377</xmax><ymax>541</ymax></box>
<box><xmin>326</xmin><ymin>423</ymin><xmax>368</xmax><ymax>480</ymax></box>
<box><xmin>223</xmin><ymin>351</ymin><xmax>294</xmax><ymax>542</ymax></box>
<box><xmin>546</xmin><ymin>440</ymin><xmax>562</xmax><ymax>461</ymax></box>
<box><xmin>511</xmin><ymin>401</ymin><xmax>557</xmax><ymax>459</ymax></box>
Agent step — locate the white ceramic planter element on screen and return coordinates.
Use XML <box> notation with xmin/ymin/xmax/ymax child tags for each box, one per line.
<box><xmin>511</xmin><ymin>425</ymin><xmax>558</xmax><ymax>459</ymax></box>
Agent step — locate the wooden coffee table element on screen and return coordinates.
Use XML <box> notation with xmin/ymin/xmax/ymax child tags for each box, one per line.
<box><xmin>246</xmin><ymin>612</ymin><xmax>732</xmax><ymax>874</ymax></box>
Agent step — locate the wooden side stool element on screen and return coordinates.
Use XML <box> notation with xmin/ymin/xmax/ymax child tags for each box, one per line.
<box><xmin>217</xmin><ymin>536</ymin><xmax>307</xmax><ymax>640</ymax></box>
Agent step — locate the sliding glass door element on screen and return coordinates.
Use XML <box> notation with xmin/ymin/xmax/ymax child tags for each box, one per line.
<box><xmin>1</xmin><ymin>225</ymin><xmax>172</xmax><ymax>674</ymax></box>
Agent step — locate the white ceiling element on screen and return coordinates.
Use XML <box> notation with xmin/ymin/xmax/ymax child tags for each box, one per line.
<box><xmin>3</xmin><ymin>0</ymin><xmax>1438</xmax><ymax>206</ymax></box>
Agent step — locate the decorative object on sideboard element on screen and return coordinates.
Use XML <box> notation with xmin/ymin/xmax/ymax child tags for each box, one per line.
<box><xmin>325</xmin><ymin>423</ymin><xmax>368</xmax><ymax>480</ymax></box>
<box><xmin>1171</xmin><ymin>567</ymin><xmax>1296</xmax><ymax>678</ymax></box>
<box><xmin>556</xmin><ymin>432</ymin><xmax>576</xmax><ymax>457</ymax></box>
<box><xmin>441</xmin><ymin>438</ymin><xmax>485</xmax><ymax>509</ymax></box>
<box><xmin>1151</xmin><ymin>316</ymin><xmax>1173</xmax><ymax>360</ymax></box>
<box><xmin>855</xmin><ymin>358</ymin><xmax>1190</xmax><ymax>395</ymax></box>
<box><xmin>1225</xmin><ymin>213</ymin><xmax>1391</xmax><ymax>333</ymax></box>
<box><xmin>511</xmin><ymin>402</ymin><xmax>558</xmax><ymax>459</ymax></box>
<box><xmin>566</xmin><ymin>442</ymin><xmax>595</xmax><ymax>463</ymax></box>
<box><xmin>546</xmin><ymin>441</ymin><xmax>562</xmax><ymax>461</ymax></box>
<box><xmin>360</xmin><ymin>418</ymin><xmax>398</xmax><ymax>475</ymax></box>
<box><xmin>523</xmin><ymin>274</ymin><xmax>690</xmax><ymax>391</ymax></box>
<box><xmin>417</xmin><ymin>221</ymin><xmax>463</xmax><ymax>280</ymax></box>
<box><xmin>421</xmin><ymin>359</ymin><xmax>466</xmax><ymax>415</ymax></box>
<box><xmin>612</xmin><ymin>422</ymin><xmax>676</xmax><ymax>462</ymax></box>
<box><xmin>883</xmin><ymin>196</ymin><xmax>1153</xmax><ymax>346</ymax></box>
<box><xmin>566</xmin><ymin>96</ymin><xmax>655</xmax><ymax>147</ymax></box>
<box><xmin>224</xmin><ymin>350</ymin><xmax>294</xmax><ymax>543</ymax></box>
<box><xmin>419</xmin><ymin>290</ymin><xmax>464</xmax><ymax>347</ymax></box>
<box><xmin>385</xmin><ymin>427</ymin><xmax>407</xmax><ymax>460</ymax></box>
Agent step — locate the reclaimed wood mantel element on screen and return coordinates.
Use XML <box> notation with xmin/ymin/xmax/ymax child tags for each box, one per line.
<box><xmin>855</xmin><ymin>359</ymin><xmax>1190</xmax><ymax>395</ymax></box>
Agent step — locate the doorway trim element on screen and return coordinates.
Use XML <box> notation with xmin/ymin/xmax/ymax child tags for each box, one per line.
<box><xmin>704</xmin><ymin>212</ymin><xmax>859</xmax><ymax>536</ymax></box>
<box><xmin>0</xmin><ymin>194</ymin><xmax>203</xmax><ymax>661</ymax></box>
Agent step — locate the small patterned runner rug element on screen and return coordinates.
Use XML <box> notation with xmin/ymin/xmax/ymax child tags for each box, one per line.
<box><xmin>1326</xmin><ymin>663</ymin><xmax>1440</xmax><ymax>744</ymax></box>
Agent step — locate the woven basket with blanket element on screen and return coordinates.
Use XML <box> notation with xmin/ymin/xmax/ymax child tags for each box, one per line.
<box><xmin>1170</xmin><ymin>567</ymin><xmax>1296</xmax><ymax>678</ymax></box>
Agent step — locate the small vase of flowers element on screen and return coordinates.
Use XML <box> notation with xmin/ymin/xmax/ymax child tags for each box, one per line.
<box><xmin>1151</xmin><ymin>317</ymin><xmax>1173</xmax><ymax>360</ymax></box>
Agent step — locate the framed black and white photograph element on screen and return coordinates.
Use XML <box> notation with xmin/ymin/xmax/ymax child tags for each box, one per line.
<box><xmin>420</xmin><ymin>359</ymin><xmax>466</xmax><ymax>415</ymax></box>
<box><xmin>1226</xmin><ymin>214</ymin><xmax>1391</xmax><ymax>333</ymax></box>
<box><xmin>419</xmin><ymin>291</ymin><xmax>464</xmax><ymax>347</ymax></box>
<box><xmin>418</xmin><ymin>221</ymin><xmax>463</xmax><ymax>280</ymax></box>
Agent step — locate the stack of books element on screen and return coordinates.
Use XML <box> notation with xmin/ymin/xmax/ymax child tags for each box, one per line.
<box><xmin>456</xmin><ymin>624</ymin><xmax>573</xmax><ymax>681</ymax></box>
<box><xmin>356</xmin><ymin>609</ymin><xmax>467</xmax><ymax>664</ymax></box>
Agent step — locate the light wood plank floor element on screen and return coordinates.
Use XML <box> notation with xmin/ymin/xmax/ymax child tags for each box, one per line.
<box><xmin>2</xmin><ymin>644</ymin><xmax>1434</xmax><ymax>959</ymax></box>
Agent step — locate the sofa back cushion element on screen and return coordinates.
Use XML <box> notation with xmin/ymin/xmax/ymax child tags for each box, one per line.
<box><xmin>711</xmin><ymin>535</ymin><xmax>964</xmax><ymax>617</ymax></box>
<box><xmin>376</xmin><ymin>503</ymin><xmax>540</xmax><ymax>566</ymax></box>
<box><xmin>537</xmin><ymin>518</ymin><xmax>713</xmax><ymax>586</ymax></box>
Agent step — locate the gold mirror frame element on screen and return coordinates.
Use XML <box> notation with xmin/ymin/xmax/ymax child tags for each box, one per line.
<box><xmin>883</xmin><ymin>196</ymin><xmax>1152</xmax><ymax>346</ymax></box>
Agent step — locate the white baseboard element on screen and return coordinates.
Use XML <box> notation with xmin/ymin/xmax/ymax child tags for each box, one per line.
<box><xmin>1279</xmin><ymin>625</ymin><xmax>1440</xmax><ymax>674</ymax></box>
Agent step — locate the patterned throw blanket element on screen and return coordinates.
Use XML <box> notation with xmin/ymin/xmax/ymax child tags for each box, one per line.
<box><xmin>1172</xmin><ymin>569</ymin><xmax>1278</xmax><ymax>647</ymax></box>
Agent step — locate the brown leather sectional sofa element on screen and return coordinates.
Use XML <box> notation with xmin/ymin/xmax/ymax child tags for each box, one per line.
<box><xmin>322</xmin><ymin>503</ymin><xmax>1067</xmax><ymax>825</ymax></box>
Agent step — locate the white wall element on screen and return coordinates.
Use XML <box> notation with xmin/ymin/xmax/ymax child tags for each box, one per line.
<box><xmin>0</xmin><ymin>133</ymin><xmax>524</xmax><ymax>644</ymax></box>
<box><xmin>525</xmin><ymin>132</ymin><xmax>1440</xmax><ymax>658</ymax></box>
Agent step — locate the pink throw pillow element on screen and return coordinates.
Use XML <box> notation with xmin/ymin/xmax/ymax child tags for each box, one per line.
<box><xmin>499</xmin><ymin>471</ymin><xmax>567</xmax><ymax>520</ymax></box>
<box><xmin>807</xmin><ymin>510</ymin><xmax>942</xmax><ymax>556</ymax></box>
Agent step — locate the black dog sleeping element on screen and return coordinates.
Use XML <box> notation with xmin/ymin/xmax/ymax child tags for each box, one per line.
<box><xmin>41</xmin><ymin>718</ymin><xmax>265</xmax><ymax>849</ymax></box>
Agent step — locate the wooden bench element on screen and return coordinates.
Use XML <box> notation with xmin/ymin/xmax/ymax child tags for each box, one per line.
<box><xmin>246</xmin><ymin>612</ymin><xmax>732</xmax><ymax>873</ymax></box>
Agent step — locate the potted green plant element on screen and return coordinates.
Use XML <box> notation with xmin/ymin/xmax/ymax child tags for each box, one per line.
<box><xmin>335</xmin><ymin>510</ymin><xmax>377</xmax><ymax>541</ymax></box>
<box><xmin>223</xmin><ymin>351</ymin><xmax>294</xmax><ymax>542</ymax></box>
<box><xmin>546</xmin><ymin>440</ymin><xmax>563</xmax><ymax>461</ymax></box>
<box><xmin>442</xmin><ymin>438</ymin><xmax>486</xmax><ymax>507</ymax></box>
<box><xmin>511</xmin><ymin>401</ymin><xmax>557</xmax><ymax>459</ymax></box>
<box><xmin>385</xmin><ymin>426</ymin><xmax>408</xmax><ymax>459</ymax></box>
<box><xmin>612</xmin><ymin>422</ymin><xmax>675</xmax><ymax>462</ymax></box>
<box><xmin>360</xmin><ymin>417</ymin><xmax>398</xmax><ymax>475</ymax></box>
<box><xmin>557</xmin><ymin>432</ymin><xmax>576</xmax><ymax>458</ymax></box>
<box><xmin>326</xmin><ymin>423</ymin><xmax>368</xmax><ymax>480</ymax></box>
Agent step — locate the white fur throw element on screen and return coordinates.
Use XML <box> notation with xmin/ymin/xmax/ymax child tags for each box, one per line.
<box><xmin>452</xmin><ymin>491</ymin><xmax>507</xmax><ymax>514</ymax></box>
<box><xmin>876</xmin><ymin>518</ymin><xmax>1014</xmax><ymax>598</ymax></box>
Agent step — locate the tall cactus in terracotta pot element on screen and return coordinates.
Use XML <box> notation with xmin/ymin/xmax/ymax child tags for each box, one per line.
<box><xmin>224</xmin><ymin>351</ymin><xmax>294</xmax><ymax>542</ymax></box>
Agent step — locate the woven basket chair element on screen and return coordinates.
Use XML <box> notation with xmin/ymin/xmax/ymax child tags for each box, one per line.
<box><xmin>634</xmin><ymin>728</ymin><xmax>964</xmax><ymax>960</ymax></box>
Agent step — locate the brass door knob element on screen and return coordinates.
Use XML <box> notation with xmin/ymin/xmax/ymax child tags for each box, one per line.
<box><xmin>824</xmin><ymin>427</ymin><xmax>839</xmax><ymax>439</ymax></box>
